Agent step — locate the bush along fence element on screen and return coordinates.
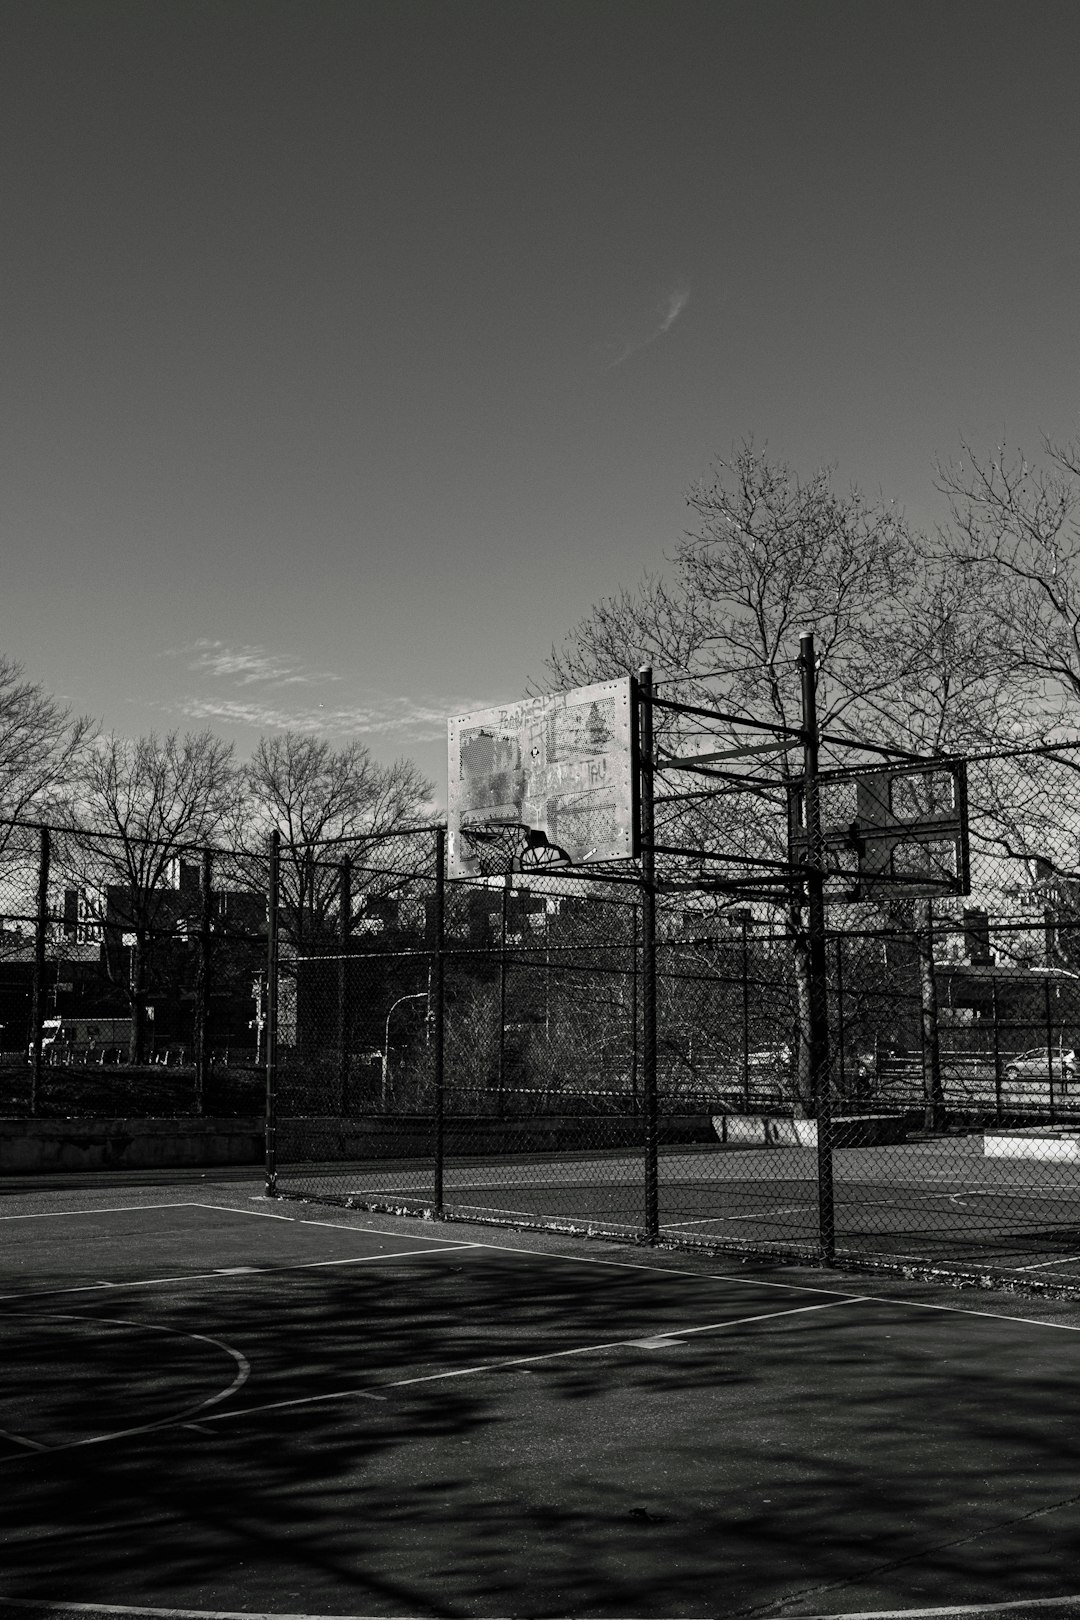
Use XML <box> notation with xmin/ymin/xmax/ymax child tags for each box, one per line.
<box><xmin>8</xmin><ymin>733</ymin><xmax>1080</xmax><ymax>1291</ymax></box>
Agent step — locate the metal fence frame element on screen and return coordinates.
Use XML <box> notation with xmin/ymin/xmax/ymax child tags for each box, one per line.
<box><xmin>8</xmin><ymin>722</ymin><xmax>1080</xmax><ymax>1294</ymax></box>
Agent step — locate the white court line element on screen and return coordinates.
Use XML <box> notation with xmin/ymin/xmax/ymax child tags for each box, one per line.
<box><xmin>0</xmin><ymin>1601</ymin><xmax>495</xmax><ymax>1618</ymax></box>
<box><xmin>1016</xmin><ymin>1253</ymin><xmax>1080</xmax><ymax>1273</ymax></box>
<box><xmin>203</xmin><ymin>1199</ymin><xmax>1080</xmax><ymax>1331</ymax></box>
<box><xmin>230</xmin><ymin>1202</ymin><xmax>469</xmax><ymax>1244</ymax></box>
<box><xmin>11</xmin><ymin>1602</ymin><xmax>1080</xmax><ymax>1620</ymax></box>
<box><xmin>0</xmin><ymin>1200</ymin><xmax>196</xmax><ymax>1221</ymax></box>
<box><xmin>228</xmin><ymin>1197</ymin><xmax>645</xmax><ymax>1242</ymax></box>
<box><xmin>664</xmin><ymin>1203</ymin><xmax>817</xmax><ymax>1229</ymax></box>
<box><xmin>855</xmin><ymin>1290</ymin><xmax>1080</xmax><ymax>1332</ymax></box>
<box><xmin>0</xmin><ymin>1309</ymin><xmax>251</xmax><ymax>1458</ymax></box>
<box><xmin>188</xmin><ymin>1295</ymin><xmax>868</xmax><ymax>1427</ymax></box>
<box><xmin>792</xmin><ymin>1599</ymin><xmax>1080</xmax><ymax>1618</ymax></box>
<box><xmin>0</xmin><ymin>1199</ymin><xmax>465</xmax><ymax>1247</ymax></box>
<box><xmin>438</xmin><ymin>1198</ymin><xmax>640</xmax><ymax>1228</ymax></box>
<box><xmin>0</xmin><ymin>1425</ymin><xmax>48</xmax><ymax>1451</ymax></box>
<box><xmin>0</xmin><ymin>1294</ymin><xmax>867</xmax><ymax>1464</ymax></box>
<box><xmin>0</xmin><ymin>1244</ymin><xmax>479</xmax><ymax>1304</ymax></box>
<box><xmin>15</xmin><ymin>1195</ymin><xmax>1080</xmax><ymax>1339</ymax></box>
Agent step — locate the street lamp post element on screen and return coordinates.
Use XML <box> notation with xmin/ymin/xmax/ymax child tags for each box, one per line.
<box><xmin>381</xmin><ymin>991</ymin><xmax>428</xmax><ymax>1109</ymax></box>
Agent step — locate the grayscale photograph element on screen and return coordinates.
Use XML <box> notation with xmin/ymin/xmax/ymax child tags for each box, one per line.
<box><xmin>3</xmin><ymin>4</ymin><xmax>1080</xmax><ymax>1618</ymax></box>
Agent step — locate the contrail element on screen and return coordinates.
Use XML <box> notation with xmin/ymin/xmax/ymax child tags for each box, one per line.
<box><xmin>659</xmin><ymin>285</ymin><xmax>690</xmax><ymax>332</ymax></box>
<box><xmin>604</xmin><ymin>283</ymin><xmax>691</xmax><ymax>369</ymax></box>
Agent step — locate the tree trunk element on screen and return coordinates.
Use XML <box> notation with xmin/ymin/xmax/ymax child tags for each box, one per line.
<box><xmin>128</xmin><ymin>938</ymin><xmax>146</xmax><ymax>1066</ymax></box>
<box><xmin>916</xmin><ymin>899</ymin><xmax>946</xmax><ymax>1130</ymax></box>
<box><xmin>789</xmin><ymin>900</ymin><xmax>812</xmax><ymax>1118</ymax></box>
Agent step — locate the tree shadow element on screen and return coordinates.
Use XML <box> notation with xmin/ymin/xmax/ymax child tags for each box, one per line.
<box><xmin>2</xmin><ymin>1250</ymin><xmax>1080</xmax><ymax>1617</ymax></box>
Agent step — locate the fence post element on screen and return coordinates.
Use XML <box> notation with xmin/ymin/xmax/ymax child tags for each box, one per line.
<box><xmin>497</xmin><ymin>874</ymin><xmax>510</xmax><ymax>1115</ymax></box>
<box><xmin>992</xmin><ymin>977</ymin><xmax>1003</xmax><ymax>1122</ymax></box>
<box><xmin>799</xmin><ymin>631</ymin><xmax>835</xmax><ymax>1265</ymax></box>
<box><xmin>195</xmin><ymin>848</ymin><xmax>212</xmax><ymax>1116</ymax></box>
<box><xmin>637</xmin><ymin>666</ymin><xmax>659</xmax><ymax>1243</ymax></box>
<box><xmin>1045</xmin><ymin>976</ymin><xmax>1055</xmax><ymax>1122</ymax></box>
<box><xmin>741</xmin><ymin>917</ymin><xmax>751</xmax><ymax>1113</ymax></box>
<box><xmin>630</xmin><ymin>905</ymin><xmax>639</xmax><ymax>1116</ymax></box>
<box><xmin>265</xmin><ymin>829</ymin><xmax>280</xmax><ymax>1197</ymax></box>
<box><xmin>337</xmin><ymin>857</ymin><xmax>351</xmax><ymax>1115</ymax></box>
<box><xmin>29</xmin><ymin>825</ymin><xmax>50</xmax><ymax>1117</ymax></box>
<box><xmin>433</xmin><ymin>826</ymin><xmax>446</xmax><ymax>1215</ymax></box>
<box><xmin>834</xmin><ymin>936</ymin><xmax>847</xmax><ymax>1102</ymax></box>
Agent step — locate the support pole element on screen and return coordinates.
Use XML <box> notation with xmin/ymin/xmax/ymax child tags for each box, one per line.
<box><xmin>834</xmin><ymin>935</ymin><xmax>846</xmax><ymax>1102</ymax></box>
<box><xmin>337</xmin><ymin>857</ymin><xmax>351</xmax><ymax>1115</ymax></box>
<box><xmin>433</xmin><ymin>826</ymin><xmax>446</xmax><ymax>1215</ymax></box>
<box><xmin>638</xmin><ymin>666</ymin><xmax>659</xmax><ymax>1243</ymax></box>
<box><xmin>630</xmin><ymin>905</ymin><xmax>639</xmax><ymax>1116</ymax></box>
<box><xmin>195</xmin><ymin>848</ymin><xmax>212</xmax><ymax>1115</ymax></box>
<box><xmin>992</xmin><ymin>977</ymin><xmax>1003</xmax><ymax>1122</ymax></box>
<box><xmin>799</xmin><ymin>631</ymin><xmax>835</xmax><ymax>1265</ymax></box>
<box><xmin>29</xmin><ymin>826</ymin><xmax>50</xmax><ymax>1118</ymax></box>
<box><xmin>1045</xmin><ymin>975</ymin><xmax>1055</xmax><ymax>1122</ymax></box>
<box><xmin>498</xmin><ymin>874</ymin><xmax>510</xmax><ymax>1115</ymax></box>
<box><xmin>265</xmin><ymin>829</ymin><xmax>280</xmax><ymax>1197</ymax></box>
<box><xmin>741</xmin><ymin>916</ymin><xmax>751</xmax><ymax>1113</ymax></box>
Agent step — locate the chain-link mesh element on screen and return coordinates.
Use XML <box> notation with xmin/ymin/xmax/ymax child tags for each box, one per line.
<box><xmin>272</xmin><ymin>746</ymin><xmax>1080</xmax><ymax>1291</ymax></box>
<box><xmin>10</xmin><ymin>744</ymin><xmax>1080</xmax><ymax>1293</ymax></box>
<box><xmin>273</xmin><ymin>848</ymin><xmax>645</xmax><ymax>1236</ymax></box>
<box><xmin>812</xmin><ymin>746</ymin><xmax>1080</xmax><ymax>1285</ymax></box>
<box><xmin>0</xmin><ymin>819</ymin><xmax>268</xmax><ymax>1118</ymax></box>
<box><xmin>437</xmin><ymin>878</ymin><xmax>641</xmax><ymax>1233</ymax></box>
<box><xmin>272</xmin><ymin>829</ymin><xmax>439</xmax><ymax>1195</ymax></box>
<box><xmin>653</xmin><ymin>913</ymin><xmax>816</xmax><ymax>1255</ymax></box>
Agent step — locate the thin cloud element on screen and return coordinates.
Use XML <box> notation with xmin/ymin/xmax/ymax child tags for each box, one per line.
<box><xmin>163</xmin><ymin>639</ymin><xmax>341</xmax><ymax>689</ymax></box>
<box><xmin>158</xmin><ymin>638</ymin><xmax>500</xmax><ymax>744</ymax></box>
<box><xmin>658</xmin><ymin>285</ymin><xmax>690</xmax><ymax>333</ymax></box>
<box><xmin>603</xmin><ymin>282</ymin><xmax>691</xmax><ymax>370</ymax></box>
<box><xmin>168</xmin><ymin>692</ymin><xmax>485</xmax><ymax>744</ymax></box>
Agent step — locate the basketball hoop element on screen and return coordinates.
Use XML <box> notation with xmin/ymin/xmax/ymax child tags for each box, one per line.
<box><xmin>446</xmin><ymin>679</ymin><xmax>638</xmax><ymax>879</ymax></box>
<box><xmin>788</xmin><ymin>758</ymin><xmax>970</xmax><ymax>901</ymax></box>
<box><xmin>458</xmin><ymin>819</ymin><xmax>572</xmax><ymax>877</ymax></box>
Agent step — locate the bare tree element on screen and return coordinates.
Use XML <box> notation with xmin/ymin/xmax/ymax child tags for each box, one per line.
<box><xmin>240</xmin><ymin>733</ymin><xmax>433</xmax><ymax>951</ymax></box>
<box><xmin>0</xmin><ymin>654</ymin><xmax>94</xmax><ymax>832</ymax></box>
<box><xmin>549</xmin><ymin>443</ymin><xmax>1017</xmax><ymax>1114</ymax></box>
<box><xmin>554</xmin><ymin>442</ymin><xmax>1014</xmax><ymax>761</ymax></box>
<box><xmin>64</xmin><ymin>730</ymin><xmax>237</xmax><ymax>1063</ymax></box>
<box><xmin>937</xmin><ymin>437</ymin><xmax>1080</xmax><ymax>730</ymax></box>
<box><xmin>933</xmin><ymin>438</ymin><xmax>1080</xmax><ymax>886</ymax></box>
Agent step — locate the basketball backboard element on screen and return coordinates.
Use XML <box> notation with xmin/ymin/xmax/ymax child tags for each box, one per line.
<box><xmin>447</xmin><ymin>679</ymin><xmax>638</xmax><ymax>878</ymax></box>
<box><xmin>788</xmin><ymin>759</ymin><xmax>970</xmax><ymax>900</ymax></box>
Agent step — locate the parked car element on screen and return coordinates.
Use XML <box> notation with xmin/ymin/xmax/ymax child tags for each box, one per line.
<box><xmin>1003</xmin><ymin>1048</ymin><xmax>1076</xmax><ymax>1086</ymax></box>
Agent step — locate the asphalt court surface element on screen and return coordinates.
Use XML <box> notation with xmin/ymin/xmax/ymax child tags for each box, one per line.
<box><xmin>288</xmin><ymin>1137</ymin><xmax>1080</xmax><ymax>1286</ymax></box>
<box><xmin>5</xmin><ymin>1179</ymin><xmax>1080</xmax><ymax>1618</ymax></box>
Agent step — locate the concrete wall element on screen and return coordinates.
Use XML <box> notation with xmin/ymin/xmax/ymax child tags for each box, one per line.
<box><xmin>984</xmin><ymin>1127</ymin><xmax>1080</xmax><ymax>1161</ymax></box>
<box><xmin>713</xmin><ymin>1113</ymin><xmax>908</xmax><ymax>1148</ymax></box>
<box><xmin>277</xmin><ymin>1113</ymin><xmax>719</xmax><ymax>1161</ymax></box>
<box><xmin>0</xmin><ymin>1112</ymin><xmax>720</xmax><ymax>1173</ymax></box>
<box><xmin>0</xmin><ymin>1117</ymin><xmax>264</xmax><ymax>1174</ymax></box>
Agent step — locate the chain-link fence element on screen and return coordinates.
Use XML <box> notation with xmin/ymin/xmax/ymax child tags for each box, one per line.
<box><xmin>646</xmin><ymin>744</ymin><xmax>1080</xmax><ymax>1282</ymax></box>
<box><xmin>269</xmin><ymin>745</ymin><xmax>1080</xmax><ymax>1295</ymax></box>
<box><xmin>8</xmin><ymin>743</ymin><xmax>1080</xmax><ymax>1293</ymax></box>
<box><xmin>0</xmin><ymin>818</ymin><xmax>270</xmax><ymax>1119</ymax></box>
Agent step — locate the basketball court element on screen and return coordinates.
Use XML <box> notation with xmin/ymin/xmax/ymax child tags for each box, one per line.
<box><xmin>5</xmin><ymin>1172</ymin><xmax>1080</xmax><ymax>1620</ymax></box>
<box><xmin>279</xmin><ymin>1134</ymin><xmax>1080</xmax><ymax>1290</ymax></box>
<box><xmin>2</xmin><ymin>677</ymin><xmax>1074</xmax><ymax>1620</ymax></box>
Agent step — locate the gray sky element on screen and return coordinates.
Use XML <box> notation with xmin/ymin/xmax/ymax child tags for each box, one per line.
<box><xmin>3</xmin><ymin>0</ymin><xmax>1079</xmax><ymax>805</ymax></box>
